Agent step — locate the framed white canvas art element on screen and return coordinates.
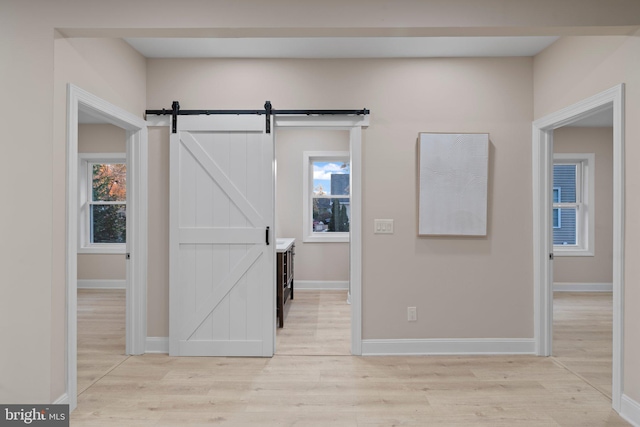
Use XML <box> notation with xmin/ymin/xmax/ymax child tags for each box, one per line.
<box><xmin>418</xmin><ymin>133</ymin><xmax>489</xmax><ymax>236</ymax></box>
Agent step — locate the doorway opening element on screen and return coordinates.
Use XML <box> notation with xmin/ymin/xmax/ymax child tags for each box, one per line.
<box><xmin>532</xmin><ymin>84</ymin><xmax>624</xmax><ymax>411</ymax></box>
<box><xmin>273</xmin><ymin>115</ymin><xmax>366</xmax><ymax>356</ymax></box>
<box><xmin>274</xmin><ymin>129</ymin><xmax>352</xmax><ymax>355</ymax></box>
<box><xmin>145</xmin><ymin>110</ymin><xmax>366</xmax><ymax>358</ymax></box>
<box><xmin>66</xmin><ymin>85</ymin><xmax>148</xmax><ymax>410</ymax></box>
<box><xmin>76</xmin><ymin>124</ymin><xmax>129</xmax><ymax>396</ymax></box>
<box><xmin>550</xmin><ymin>122</ymin><xmax>614</xmax><ymax>400</ymax></box>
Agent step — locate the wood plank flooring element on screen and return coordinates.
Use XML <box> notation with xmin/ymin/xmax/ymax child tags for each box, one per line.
<box><xmin>73</xmin><ymin>289</ymin><xmax>628</xmax><ymax>426</ymax></box>
<box><xmin>276</xmin><ymin>290</ymin><xmax>350</xmax><ymax>355</ymax></box>
<box><xmin>553</xmin><ymin>292</ymin><xmax>613</xmax><ymax>399</ymax></box>
<box><xmin>77</xmin><ymin>289</ymin><xmax>128</xmax><ymax>394</ymax></box>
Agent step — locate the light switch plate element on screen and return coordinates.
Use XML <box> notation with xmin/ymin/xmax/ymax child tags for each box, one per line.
<box><xmin>374</xmin><ymin>219</ymin><xmax>394</xmax><ymax>234</ymax></box>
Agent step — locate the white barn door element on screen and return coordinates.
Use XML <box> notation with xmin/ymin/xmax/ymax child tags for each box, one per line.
<box><xmin>169</xmin><ymin>115</ymin><xmax>274</xmax><ymax>357</ymax></box>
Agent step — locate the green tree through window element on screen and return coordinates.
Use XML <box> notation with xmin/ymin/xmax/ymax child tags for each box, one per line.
<box><xmin>91</xmin><ymin>163</ymin><xmax>126</xmax><ymax>244</ymax></box>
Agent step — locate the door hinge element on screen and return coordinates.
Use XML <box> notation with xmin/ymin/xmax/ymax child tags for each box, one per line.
<box><xmin>549</xmin><ymin>253</ymin><xmax>554</xmax><ymax>260</ymax></box>
<box><xmin>126</xmin><ymin>253</ymin><xmax>131</xmax><ymax>260</ymax></box>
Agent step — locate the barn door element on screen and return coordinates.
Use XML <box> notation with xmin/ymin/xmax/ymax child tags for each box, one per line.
<box><xmin>169</xmin><ymin>115</ymin><xmax>274</xmax><ymax>356</ymax></box>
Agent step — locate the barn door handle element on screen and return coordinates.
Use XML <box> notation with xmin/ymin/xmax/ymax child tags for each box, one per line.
<box><xmin>266</xmin><ymin>226</ymin><xmax>270</xmax><ymax>245</ymax></box>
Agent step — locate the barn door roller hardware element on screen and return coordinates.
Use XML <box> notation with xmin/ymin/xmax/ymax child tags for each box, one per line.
<box><xmin>145</xmin><ymin>101</ymin><xmax>370</xmax><ymax>134</ymax></box>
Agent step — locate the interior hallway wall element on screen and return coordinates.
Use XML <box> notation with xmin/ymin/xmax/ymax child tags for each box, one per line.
<box><xmin>534</xmin><ymin>31</ymin><xmax>640</xmax><ymax>402</ymax></box>
<box><xmin>146</xmin><ymin>57</ymin><xmax>535</xmax><ymax>341</ymax></box>
<box><xmin>50</xmin><ymin>36</ymin><xmax>147</xmax><ymax>402</ymax></box>
<box><xmin>146</xmin><ymin>127</ymin><xmax>170</xmax><ymax>338</ymax></box>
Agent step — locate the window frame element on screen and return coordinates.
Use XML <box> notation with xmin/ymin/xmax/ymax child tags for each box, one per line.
<box><xmin>78</xmin><ymin>153</ymin><xmax>127</xmax><ymax>254</ymax></box>
<box><xmin>302</xmin><ymin>151</ymin><xmax>350</xmax><ymax>243</ymax></box>
<box><xmin>553</xmin><ymin>153</ymin><xmax>595</xmax><ymax>256</ymax></box>
<box><xmin>552</xmin><ymin>187</ymin><xmax>561</xmax><ymax>229</ymax></box>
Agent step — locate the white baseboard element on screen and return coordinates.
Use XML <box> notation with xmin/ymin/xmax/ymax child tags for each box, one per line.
<box><xmin>621</xmin><ymin>394</ymin><xmax>640</xmax><ymax>427</ymax></box>
<box><xmin>52</xmin><ymin>393</ymin><xmax>69</xmax><ymax>405</ymax></box>
<box><xmin>362</xmin><ymin>338</ymin><xmax>536</xmax><ymax>356</ymax></box>
<box><xmin>146</xmin><ymin>337</ymin><xmax>169</xmax><ymax>354</ymax></box>
<box><xmin>295</xmin><ymin>280</ymin><xmax>349</xmax><ymax>290</ymax></box>
<box><xmin>77</xmin><ymin>279</ymin><xmax>126</xmax><ymax>289</ymax></box>
<box><xmin>553</xmin><ymin>282</ymin><xmax>613</xmax><ymax>292</ymax></box>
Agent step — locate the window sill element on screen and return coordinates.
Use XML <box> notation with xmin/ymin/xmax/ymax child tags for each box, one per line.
<box><xmin>303</xmin><ymin>233</ymin><xmax>349</xmax><ymax>243</ymax></box>
<box><xmin>553</xmin><ymin>248</ymin><xmax>594</xmax><ymax>257</ymax></box>
<box><xmin>78</xmin><ymin>244</ymin><xmax>126</xmax><ymax>255</ymax></box>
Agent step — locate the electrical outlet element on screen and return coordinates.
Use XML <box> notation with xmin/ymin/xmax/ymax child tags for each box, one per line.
<box><xmin>407</xmin><ymin>307</ymin><xmax>417</xmax><ymax>322</ymax></box>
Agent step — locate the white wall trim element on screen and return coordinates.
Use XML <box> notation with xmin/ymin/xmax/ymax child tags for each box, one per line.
<box><xmin>52</xmin><ymin>393</ymin><xmax>69</xmax><ymax>405</ymax></box>
<box><xmin>126</xmin><ymin>115</ymin><xmax>149</xmax><ymax>358</ymax></box>
<box><xmin>146</xmin><ymin>116</ymin><xmax>170</xmax><ymax>127</ymax></box>
<box><xmin>77</xmin><ymin>246</ymin><xmax>126</xmax><ymax>255</ymax></box>
<box><xmin>145</xmin><ymin>337</ymin><xmax>170</xmax><ymax>354</ymax></box>
<box><xmin>349</xmin><ymin>126</ymin><xmax>363</xmax><ymax>356</ymax></box>
<box><xmin>532</xmin><ymin>84</ymin><xmax>624</xmax><ymax>412</ymax></box>
<box><xmin>362</xmin><ymin>338</ymin><xmax>536</xmax><ymax>356</ymax></box>
<box><xmin>295</xmin><ymin>280</ymin><xmax>349</xmax><ymax>290</ymax></box>
<box><xmin>621</xmin><ymin>394</ymin><xmax>640</xmax><ymax>427</ymax></box>
<box><xmin>66</xmin><ymin>84</ymin><xmax>148</xmax><ymax>412</ymax></box>
<box><xmin>274</xmin><ymin>114</ymin><xmax>369</xmax><ymax>129</ymax></box>
<box><xmin>77</xmin><ymin>280</ymin><xmax>126</xmax><ymax>289</ymax></box>
<box><xmin>553</xmin><ymin>282</ymin><xmax>613</xmax><ymax>292</ymax></box>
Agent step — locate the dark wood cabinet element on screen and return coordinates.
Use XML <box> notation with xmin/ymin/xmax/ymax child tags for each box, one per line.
<box><xmin>276</xmin><ymin>239</ymin><xmax>295</xmax><ymax>328</ymax></box>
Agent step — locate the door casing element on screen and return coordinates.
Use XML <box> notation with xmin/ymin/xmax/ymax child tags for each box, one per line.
<box><xmin>274</xmin><ymin>115</ymin><xmax>368</xmax><ymax>355</ymax></box>
<box><xmin>66</xmin><ymin>84</ymin><xmax>148</xmax><ymax>410</ymax></box>
<box><xmin>532</xmin><ymin>84</ymin><xmax>624</xmax><ymax>411</ymax></box>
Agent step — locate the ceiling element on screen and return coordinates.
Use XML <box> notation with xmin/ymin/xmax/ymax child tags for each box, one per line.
<box><xmin>124</xmin><ymin>36</ymin><xmax>560</xmax><ymax>59</ymax></box>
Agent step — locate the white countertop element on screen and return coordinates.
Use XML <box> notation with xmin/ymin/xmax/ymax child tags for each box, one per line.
<box><xmin>275</xmin><ymin>237</ymin><xmax>295</xmax><ymax>253</ymax></box>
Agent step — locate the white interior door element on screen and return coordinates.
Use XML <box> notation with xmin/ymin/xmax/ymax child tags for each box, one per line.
<box><xmin>169</xmin><ymin>115</ymin><xmax>274</xmax><ymax>357</ymax></box>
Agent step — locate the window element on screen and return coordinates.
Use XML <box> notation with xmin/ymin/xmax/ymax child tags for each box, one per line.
<box><xmin>553</xmin><ymin>153</ymin><xmax>594</xmax><ymax>256</ymax></box>
<box><xmin>79</xmin><ymin>153</ymin><xmax>127</xmax><ymax>253</ymax></box>
<box><xmin>552</xmin><ymin>187</ymin><xmax>561</xmax><ymax>228</ymax></box>
<box><xmin>303</xmin><ymin>151</ymin><xmax>350</xmax><ymax>243</ymax></box>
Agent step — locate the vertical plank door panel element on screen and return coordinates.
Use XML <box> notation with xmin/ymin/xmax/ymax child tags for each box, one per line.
<box><xmin>170</xmin><ymin>115</ymin><xmax>274</xmax><ymax>356</ymax></box>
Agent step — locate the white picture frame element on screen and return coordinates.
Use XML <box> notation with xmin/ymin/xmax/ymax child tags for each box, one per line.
<box><xmin>418</xmin><ymin>133</ymin><xmax>489</xmax><ymax>236</ymax></box>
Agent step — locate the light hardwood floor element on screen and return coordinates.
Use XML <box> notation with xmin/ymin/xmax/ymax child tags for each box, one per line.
<box><xmin>73</xmin><ymin>289</ymin><xmax>628</xmax><ymax>426</ymax></box>
<box><xmin>553</xmin><ymin>292</ymin><xmax>613</xmax><ymax>399</ymax></box>
<box><xmin>276</xmin><ymin>290</ymin><xmax>350</xmax><ymax>355</ymax></box>
<box><xmin>77</xmin><ymin>289</ymin><xmax>128</xmax><ymax>394</ymax></box>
